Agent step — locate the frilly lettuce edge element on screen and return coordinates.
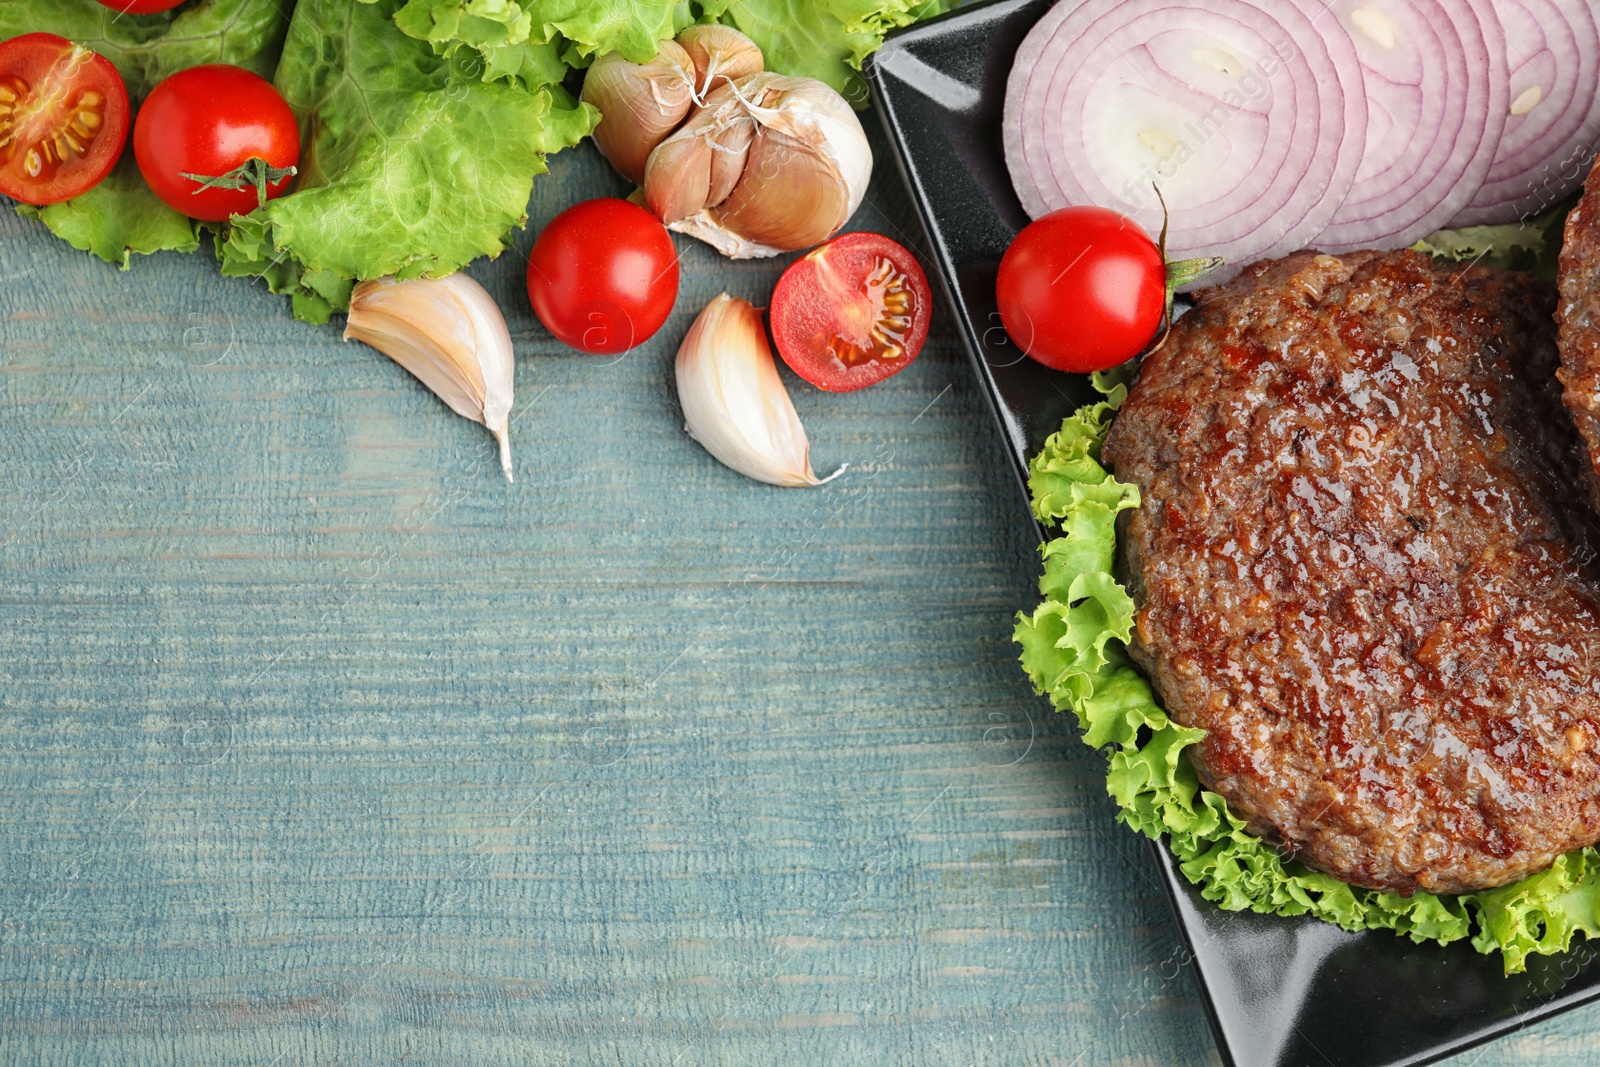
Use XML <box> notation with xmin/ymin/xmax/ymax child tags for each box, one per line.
<box><xmin>1015</xmin><ymin>397</ymin><xmax>1600</xmax><ymax>975</ymax></box>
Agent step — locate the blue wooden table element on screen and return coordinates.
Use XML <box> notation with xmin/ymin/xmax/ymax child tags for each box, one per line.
<box><xmin>1</xmin><ymin>115</ymin><xmax>1595</xmax><ymax>1066</ymax></box>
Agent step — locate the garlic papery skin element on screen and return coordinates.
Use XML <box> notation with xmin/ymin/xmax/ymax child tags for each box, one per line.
<box><xmin>344</xmin><ymin>274</ymin><xmax>517</xmax><ymax>482</ymax></box>
<box><xmin>675</xmin><ymin>25</ymin><xmax>763</xmax><ymax>101</ymax></box>
<box><xmin>643</xmin><ymin>82</ymin><xmax>757</xmax><ymax>226</ymax></box>
<box><xmin>676</xmin><ymin>293</ymin><xmax>841</xmax><ymax>487</ymax></box>
<box><xmin>643</xmin><ymin>73</ymin><xmax>872</xmax><ymax>259</ymax></box>
<box><xmin>581</xmin><ymin>41</ymin><xmax>697</xmax><ymax>185</ymax></box>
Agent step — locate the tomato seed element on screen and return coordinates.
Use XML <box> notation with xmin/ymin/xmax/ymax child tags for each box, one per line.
<box><xmin>0</xmin><ymin>76</ymin><xmax>25</xmax><ymax>161</ymax></box>
<box><xmin>822</xmin><ymin>258</ymin><xmax>920</xmax><ymax>368</ymax></box>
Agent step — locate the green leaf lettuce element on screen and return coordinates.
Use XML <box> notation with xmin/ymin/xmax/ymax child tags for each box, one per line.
<box><xmin>526</xmin><ymin>0</ymin><xmax>693</xmax><ymax>62</ymax></box>
<box><xmin>382</xmin><ymin>0</ymin><xmax>693</xmax><ymax>82</ymax></box>
<box><xmin>0</xmin><ymin>0</ymin><xmax>291</xmax><ymax>97</ymax></box>
<box><xmin>15</xmin><ymin>151</ymin><xmax>199</xmax><ymax>270</ymax></box>
<box><xmin>383</xmin><ymin>0</ymin><xmax>954</xmax><ymax>104</ymax></box>
<box><xmin>7</xmin><ymin>0</ymin><xmax>950</xmax><ymax>311</ymax></box>
<box><xmin>215</xmin><ymin>0</ymin><xmax>597</xmax><ymax>322</ymax></box>
<box><xmin>389</xmin><ymin>0</ymin><xmax>567</xmax><ymax>84</ymax></box>
<box><xmin>698</xmin><ymin>0</ymin><xmax>952</xmax><ymax>104</ymax></box>
<box><xmin>1411</xmin><ymin>196</ymin><xmax>1577</xmax><ymax>281</ymax></box>
<box><xmin>1017</xmin><ymin>397</ymin><xmax>1600</xmax><ymax>974</ymax></box>
<box><xmin>4</xmin><ymin>0</ymin><xmax>290</xmax><ymax>266</ymax></box>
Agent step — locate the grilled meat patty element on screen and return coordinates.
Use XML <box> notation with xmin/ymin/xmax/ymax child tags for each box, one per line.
<box><xmin>1102</xmin><ymin>250</ymin><xmax>1600</xmax><ymax>894</ymax></box>
<box><xmin>1559</xmin><ymin>160</ymin><xmax>1600</xmax><ymax>506</ymax></box>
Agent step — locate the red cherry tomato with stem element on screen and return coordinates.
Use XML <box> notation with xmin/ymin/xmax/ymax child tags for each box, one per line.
<box><xmin>996</xmin><ymin>205</ymin><xmax>1217</xmax><ymax>374</ymax></box>
<box><xmin>95</xmin><ymin>0</ymin><xmax>188</xmax><ymax>13</ymax></box>
<box><xmin>526</xmin><ymin>198</ymin><xmax>680</xmax><ymax>354</ymax></box>
<box><xmin>995</xmin><ymin>207</ymin><xmax>1170</xmax><ymax>374</ymax></box>
<box><xmin>0</xmin><ymin>32</ymin><xmax>129</xmax><ymax>206</ymax></box>
<box><xmin>133</xmin><ymin>64</ymin><xmax>299</xmax><ymax>222</ymax></box>
<box><xmin>769</xmin><ymin>232</ymin><xmax>933</xmax><ymax>393</ymax></box>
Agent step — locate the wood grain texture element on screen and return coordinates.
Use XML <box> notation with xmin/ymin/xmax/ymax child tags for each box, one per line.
<box><xmin>0</xmin><ymin>117</ymin><xmax>1594</xmax><ymax>1067</ymax></box>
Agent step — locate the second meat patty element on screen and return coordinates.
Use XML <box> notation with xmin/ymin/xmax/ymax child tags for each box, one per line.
<box><xmin>1103</xmin><ymin>249</ymin><xmax>1600</xmax><ymax>894</ymax></box>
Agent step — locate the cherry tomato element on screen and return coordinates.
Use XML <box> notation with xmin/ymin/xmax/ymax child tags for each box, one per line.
<box><xmin>996</xmin><ymin>206</ymin><xmax>1166</xmax><ymax>374</ymax></box>
<box><xmin>768</xmin><ymin>232</ymin><xmax>932</xmax><ymax>393</ymax></box>
<box><xmin>0</xmin><ymin>33</ymin><xmax>129</xmax><ymax>206</ymax></box>
<box><xmin>133</xmin><ymin>64</ymin><xmax>299</xmax><ymax>222</ymax></box>
<box><xmin>95</xmin><ymin>0</ymin><xmax>188</xmax><ymax>13</ymax></box>
<box><xmin>526</xmin><ymin>198</ymin><xmax>680</xmax><ymax>354</ymax></box>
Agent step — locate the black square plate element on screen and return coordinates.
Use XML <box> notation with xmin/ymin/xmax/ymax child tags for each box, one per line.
<box><xmin>867</xmin><ymin>2</ymin><xmax>1600</xmax><ymax>1065</ymax></box>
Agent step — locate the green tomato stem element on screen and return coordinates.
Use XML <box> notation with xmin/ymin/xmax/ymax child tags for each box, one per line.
<box><xmin>1146</xmin><ymin>183</ymin><xmax>1223</xmax><ymax>358</ymax></box>
<box><xmin>178</xmin><ymin>157</ymin><xmax>298</xmax><ymax>210</ymax></box>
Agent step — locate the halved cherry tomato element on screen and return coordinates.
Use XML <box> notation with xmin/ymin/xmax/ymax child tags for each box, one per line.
<box><xmin>133</xmin><ymin>64</ymin><xmax>299</xmax><ymax>222</ymax></box>
<box><xmin>996</xmin><ymin>206</ymin><xmax>1166</xmax><ymax>374</ymax></box>
<box><xmin>769</xmin><ymin>232</ymin><xmax>932</xmax><ymax>392</ymax></box>
<box><xmin>526</xmin><ymin>198</ymin><xmax>680</xmax><ymax>354</ymax></box>
<box><xmin>0</xmin><ymin>33</ymin><xmax>129</xmax><ymax>206</ymax></box>
<box><xmin>95</xmin><ymin>0</ymin><xmax>188</xmax><ymax>13</ymax></box>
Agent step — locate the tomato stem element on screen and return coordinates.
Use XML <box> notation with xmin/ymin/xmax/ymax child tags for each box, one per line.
<box><xmin>1147</xmin><ymin>183</ymin><xmax>1223</xmax><ymax>356</ymax></box>
<box><xmin>1166</xmin><ymin>254</ymin><xmax>1225</xmax><ymax>292</ymax></box>
<box><xmin>178</xmin><ymin>156</ymin><xmax>297</xmax><ymax>210</ymax></box>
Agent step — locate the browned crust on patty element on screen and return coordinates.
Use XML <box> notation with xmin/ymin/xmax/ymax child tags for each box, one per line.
<box><xmin>1103</xmin><ymin>249</ymin><xmax>1600</xmax><ymax>894</ymax></box>
<box><xmin>1558</xmin><ymin>158</ymin><xmax>1600</xmax><ymax>512</ymax></box>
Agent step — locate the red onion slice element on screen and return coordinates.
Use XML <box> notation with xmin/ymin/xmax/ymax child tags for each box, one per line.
<box><xmin>1315</xmin><ymin>0</ymin><xmax>1509</xmax><ymax>251</ymax></box>
<box><xmin>1452</xmin><ymin>0</ymin><xmax>1600</xmax><ymax>226</ymax></box>
<box><xmin>1002</xmin><ymin>0</ymin><xmax>1366</xmax><ymax>280</ymax></box>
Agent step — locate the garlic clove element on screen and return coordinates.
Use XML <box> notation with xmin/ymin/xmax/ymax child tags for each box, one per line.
<box><xmin>675</xmin><ymin>25</ymin><xmax>764</xmax><ymax>100</ymax></box>
<box><xmin>706</xmin><ymin>123</ymin><xmax>855</xmax><ymax>252</ymax></box>
<box><xmin>581</xmin><ymin>41</ymin><xmax>697</xmax><ymax>185</ymax></box>
<box><xmin>675</xmin><ymin>293</ymin><xmax>843</xmax><ymax>487</ymax></box>
<box><xmin>645</xmin><ymin>72</ymin><xmax>873</xmax><ymax>259</ymax></box>
<box><xmin>643</xmin><ymin>79</ymin><xmax>760</xmax><ymax>225</ymax></box>
<box><xmin>644</xmin><ymin>121</ymin><xmax>718</xmax><ymax>226</ymax></box>
<box><xmin>344</xmin><ymin>274</ymin><xmax>517</xmax><ymax>482</ymax></box>
<box><xmin>704</xmin><ymin>101</ymin><xmax>757</xmax><ymax>207</ymax></box>
<box><xmin>644</xmin><ymin>79</ymin><xmax>752</xmax><ymax>233</ymax></box>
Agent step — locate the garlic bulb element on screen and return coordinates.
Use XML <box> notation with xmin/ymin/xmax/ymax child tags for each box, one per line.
<box><xmin>344</xmin><ymin>274</ymin><xmax>516</xmax><ymax>482</ymax></box>
<box><xmin>580</xmin><ymin>42</ymin><xmax>697</xmax><ymax>185</ymax></box>
<box><xmin>675</xmin><ymin>293</ymin><xmax>843</xmax><ymax>487</ymax></box>
<box><xmin>644</xmin><ymin>72</ymin><xmax>872</xmax><ymax>259</ymax></box>
<box><xmin>674</xmin><ymin>25</ymin><xmax>764</xmax><ymax>100</ymax></box>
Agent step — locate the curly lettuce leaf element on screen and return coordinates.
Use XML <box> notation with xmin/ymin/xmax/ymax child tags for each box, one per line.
<box><xmin>217</xmin><ymin>0</ymin><xmax>597</xmax><ymax>320</ymax></box>
<box><xmin>1474</xmin><ymin>850</ymin><xmax>1600</xmax><ymax>973</ymax></box>
<box><xmin>1016</xmin><ymin>398</ymin><xmax>1600</xmax><ymax>973</ymax></box>
<box><xmin>384</xmin><ymin>0</ymin><xmax>692</xmax><ymax>81</ymax></box>
<box><xmin>15</xmin><ymin>152</ymin><xmax>199</xmax><ymax>270</ymax></box>
<box><xmin>0</xmin><ymin>0</ymin><xmax>291</xmax><ymax>96</ymax></box>
<box><xmin>387</xmin><ymin>0</ymin><xmax>954</xmax><ymax>101</ymax></box>
<box><xmin>697</xmin><ymin>0</ymin><xmax>952</xmax><ymax>104</ymax></box>
<box><xmin>1411</xmin><ymin>196</ymin><xmax>1576</xmax><ymax>281</ymax></box>
<box><xmin>219</xmin><ymin>213</ymin><xmax>354</xmax><ymax>326</ymax></box>
<box><xmin>526</xmin><ymin>0</ymin><xmax>693</xmax><ymax>63</ymax></box>
<box><xmin>390</xmin><ymin>0</ymin><xmax>568</xmax><ymax>84</ymax></box>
